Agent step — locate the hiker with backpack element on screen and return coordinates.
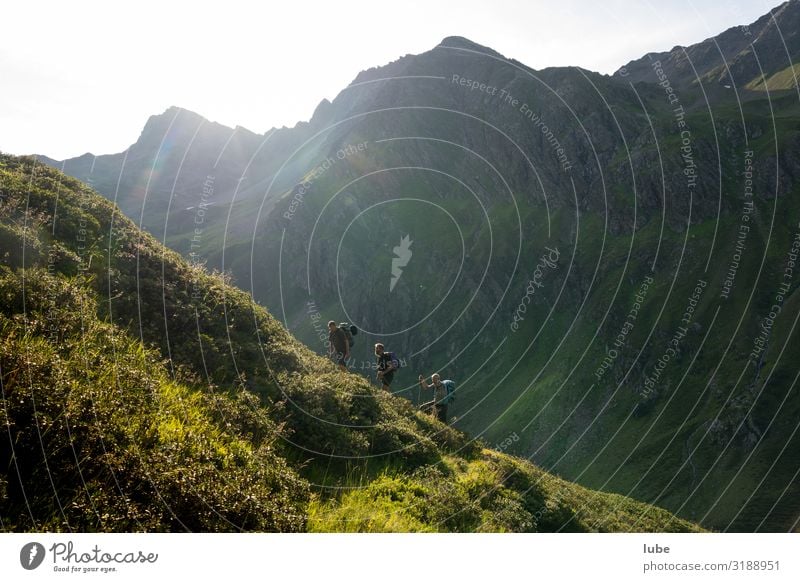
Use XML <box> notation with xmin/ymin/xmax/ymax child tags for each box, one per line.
<box><xmin>374</xmin><ymin>343</ymin><xmax>399</xmax><ymax>390</ymax></box>
<box><xmin>418</xmin><ymin>373</ymin><xmax>455</xmax><ymax>423</ymax></box>
<box><xmin>328</xmin><ymin>321</ymin><xmax>350</xmax><ymax>371</ymax></box>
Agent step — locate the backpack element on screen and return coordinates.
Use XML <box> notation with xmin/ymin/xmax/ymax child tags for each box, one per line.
<box><xmin>441</xmin><ymin>379</ymin><xmax>456</xmax><ymax>404</ymax></box>
<box><xmin>339</xmin><ymin>323</ymin><xmax>357</xmax><ymax>348</ymax></box>
<box><xmin>386</xmin><ymin>351</ymin><xmax>402</xmax><ymax>370</ymax></box>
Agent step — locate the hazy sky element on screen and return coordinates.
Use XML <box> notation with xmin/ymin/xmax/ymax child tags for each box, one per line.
<box><xmin>0</xmin><ymin>0</ymin><xmax>784</xmax><ymax>159</ymax></box>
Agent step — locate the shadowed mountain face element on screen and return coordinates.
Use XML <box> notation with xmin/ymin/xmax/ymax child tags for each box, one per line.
<box><xmin>38</xmin><ymin>1</ymin><xmax>800</xmax><ymax>531</ymax></box>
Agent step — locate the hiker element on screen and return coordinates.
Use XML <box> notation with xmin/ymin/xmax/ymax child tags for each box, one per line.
<box><xmin>418</xmin><ymin>373</ymin><xmax>455</xmax><ymax>423</ymax></box>
<box><xmin>328</xmin><ymin>321</ymin><xmax>350</xmax><ymax>371</ymax></box>
<box><xmin>374</xmin><ymin>343</ymin><xmax>398</xmax><ymax>390</ymax></box>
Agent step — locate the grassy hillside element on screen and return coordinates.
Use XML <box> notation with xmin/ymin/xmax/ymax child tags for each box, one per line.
<box><xmin>747</xmin><ymin>64</ymin><xmax>800</xmax><ymax>91</ymax></box>
<box><xmin>0</xmin><ymin>154</ymin><xmax>702</xmax><ymax>532</ymax></box>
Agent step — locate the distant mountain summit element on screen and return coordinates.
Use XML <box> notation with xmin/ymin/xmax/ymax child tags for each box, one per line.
<box><xmin>438</xmin><ymin>35</ymin><xmax>505</xmax><ymax>55</ymax></box>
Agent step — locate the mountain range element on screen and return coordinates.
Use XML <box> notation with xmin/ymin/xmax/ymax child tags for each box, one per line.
<box><xmin>28</xmin><ymin>0</ymin><xmax>800</xmax><ymax>531</ymax></box>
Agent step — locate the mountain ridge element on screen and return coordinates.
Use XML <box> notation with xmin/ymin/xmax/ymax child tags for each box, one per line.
<box><xmin>616</xmin><ymin>0</ymin><xmax>799</xmax><ymax>88</ymax></box>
